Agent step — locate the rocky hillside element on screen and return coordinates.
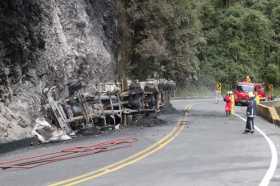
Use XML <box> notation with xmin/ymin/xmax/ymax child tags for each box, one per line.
<box><xmin>0</xmin><ymin>0</ymin><xmax>119</xmax><ymax>143</ymax></box>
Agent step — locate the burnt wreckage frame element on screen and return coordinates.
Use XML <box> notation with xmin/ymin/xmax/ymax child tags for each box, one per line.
<box><xmin>42</xmin><ymin>79</ymin><xmax>176</xmax><ymax>136</ymax></box>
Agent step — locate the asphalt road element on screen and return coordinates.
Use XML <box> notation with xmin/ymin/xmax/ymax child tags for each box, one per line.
<box><xmin>1</xmin><ymin>99</ymin><xmax>280</xmax><ymax>186</ymax></box>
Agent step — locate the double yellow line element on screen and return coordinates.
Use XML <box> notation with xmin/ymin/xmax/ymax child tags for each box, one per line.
<box><xmin>50</xmin><ymin>109</ymin><xmax>190</xmax><ymax>186</ymax></box>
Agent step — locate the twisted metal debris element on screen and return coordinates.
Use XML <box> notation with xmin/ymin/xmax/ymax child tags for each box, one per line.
<box><xmin>33</xmin><ymin>79</ymin><xmax>176</xmax><ymax>143</ymax></box>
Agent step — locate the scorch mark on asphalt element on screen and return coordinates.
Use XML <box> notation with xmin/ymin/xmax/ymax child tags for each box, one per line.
<box><xmin>234</xmin><ymin>113</ymin><xmax>278</xmax><ymax>186</ymax></box>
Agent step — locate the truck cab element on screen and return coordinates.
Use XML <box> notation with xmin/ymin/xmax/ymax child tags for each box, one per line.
<box><xmin>234</xmin><ymin>82</ymin><xmax>266</xmax><ymax>105</ymax></box>
<box><xmin>234</xmin><ymin>82</ymin><xmax>254</xmax><ymax>105</ymax></box>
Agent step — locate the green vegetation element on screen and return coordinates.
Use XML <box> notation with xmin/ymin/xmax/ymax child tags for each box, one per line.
<box><xmin>121</xmin><ymin>0</ymin><xmax>280</xmax><ymax>89</ymax></box>
<box><xmin>199</xmin><ymin>0</ymin><xmax>280</xmax><ymax>86</ymax></box>
<box><xmin>176</xmin><ymin>86</ymin><xmax>213</xmax><ymax>97</ymax></box>
<box><xmin>120</xmin><ymin>0</ymin><xmax>202</xmax><ymax>86</ymax></box>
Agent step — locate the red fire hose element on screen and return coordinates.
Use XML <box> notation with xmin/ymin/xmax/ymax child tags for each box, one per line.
<box><xmin>0</xmin><ymin>137</ymin><xmax>137</xmax><ymax>170</ymax></box>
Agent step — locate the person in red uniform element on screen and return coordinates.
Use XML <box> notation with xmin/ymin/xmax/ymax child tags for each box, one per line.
<box><xmin>224</xmin><ymin>91</ymin><xmax>232</xmax><ymax>116</ymax></box>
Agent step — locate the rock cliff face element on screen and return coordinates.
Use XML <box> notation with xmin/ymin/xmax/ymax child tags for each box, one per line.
<box><xmin>0</xmin><ymin>0</ymin><xmax>119</xmax><ymax>143</ymax></box>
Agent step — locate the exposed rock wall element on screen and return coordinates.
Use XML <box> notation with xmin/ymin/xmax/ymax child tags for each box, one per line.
<box><xmin>0</xmin><ymin>0</ymin><xmax>119</xmax><ymax>143</ymax></box>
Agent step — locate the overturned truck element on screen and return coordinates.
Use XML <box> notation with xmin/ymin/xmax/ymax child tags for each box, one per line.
<box><xmin>34</xmin><ymin>79</ymin><xmax>176</xmax><ymax>143</ymax></box>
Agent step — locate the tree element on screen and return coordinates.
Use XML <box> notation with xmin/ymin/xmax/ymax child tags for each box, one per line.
<box><xmin>262</xmin><ymin>64</ymin><xmax>280</xmax><ymax>85</ymax></box>
<box><xmin>122</xmin><ymin>0</ymin><xmax>202</xmax><ymax>84</ymax></box>
<box><xmin>122</xmin><ymin>0</ymin><xmax>280</xmax><ymax>88</ymax></box>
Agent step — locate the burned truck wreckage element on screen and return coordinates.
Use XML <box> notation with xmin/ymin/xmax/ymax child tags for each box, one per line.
<box><xmin>32</xmin><ymin>79</ymin><xmax>176</xmax><ymax>143</ymax></box>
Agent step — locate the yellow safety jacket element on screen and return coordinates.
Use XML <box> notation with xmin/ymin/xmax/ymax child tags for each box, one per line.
<box><xmin>255</xmin><ymin>95</ymin><xmax>260</xmax><ymax>105</ymax></box>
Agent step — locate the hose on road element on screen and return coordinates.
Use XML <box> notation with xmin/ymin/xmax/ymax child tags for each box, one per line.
<box><xmin>0</xmin><ymin>137</ymin><xmax>137</xmax><ymax>170</ymax></box>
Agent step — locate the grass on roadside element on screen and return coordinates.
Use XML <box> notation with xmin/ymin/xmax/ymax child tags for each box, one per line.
<box><xmin>176</xmin><ymin>86</ymin><xmax>213</xmax><ymax>97</ymax></box>
<box><xmin>272</xmin><ymin>87</ymin><xmax>280</xmax><ymax>97</ymax></box>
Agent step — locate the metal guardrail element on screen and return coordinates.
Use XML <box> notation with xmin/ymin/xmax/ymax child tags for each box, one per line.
<box><xmin>257</xmin><ymin>102</ymin><xmax>280</xmax><ymax>125</ymax></box>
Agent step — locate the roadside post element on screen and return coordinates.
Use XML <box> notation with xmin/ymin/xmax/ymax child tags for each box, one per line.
<box><xmin>216</xmin><ymin>82</ymin><xmax>222</xmax><ymax>104</ymax></box>
<box><xmin>268</xmin><ymin>84</ymin><xmax>273</xmax><ymax>101</ymax></box>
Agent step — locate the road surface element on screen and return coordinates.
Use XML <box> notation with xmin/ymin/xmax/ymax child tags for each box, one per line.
<box><xmin>0</xmin><ymin>99</ymin><xmax>280</xmax><ymax>186</ymax></box>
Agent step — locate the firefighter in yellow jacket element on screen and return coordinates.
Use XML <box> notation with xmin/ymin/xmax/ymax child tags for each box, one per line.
<box><xmin>230</xmin><ymin>91</ymin><xmax>235</xmax><ymax>114</ymax></box>
<box><xmin>255</xmin><ymin>91</ymin><xmax>260</xmax><ymax>105</ymax></box>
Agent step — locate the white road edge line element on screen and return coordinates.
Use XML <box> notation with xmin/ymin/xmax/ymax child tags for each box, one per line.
<box><xmin>234</xmin><ymin>113</ymin><xmax>278</xmax><ymax>186</ymax></box>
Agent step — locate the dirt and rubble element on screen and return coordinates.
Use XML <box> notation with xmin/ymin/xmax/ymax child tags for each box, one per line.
<box><xmin>0</xmin><ymin>102</ymin><xmax>32</xmax><ymax>144</ymax></box>
<box><xmin>127</xmin><ymin>104</ymin><xmax>180</xmax><ymax>128</ymax></box>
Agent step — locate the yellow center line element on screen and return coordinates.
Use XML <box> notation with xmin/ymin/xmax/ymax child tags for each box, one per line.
<box><xmin>49</xmin><ymin>105</ymin><xmax>191</xmax><ymax>186</ymax></box>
